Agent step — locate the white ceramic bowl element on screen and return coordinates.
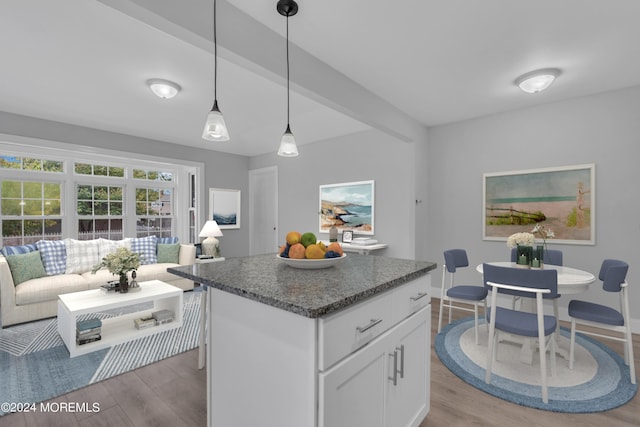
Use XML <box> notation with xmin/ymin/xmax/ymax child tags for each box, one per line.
<box><xmin>276</xmin><ymin>253</ymin><xmax>346</xmax><ymax>269</ymax></box>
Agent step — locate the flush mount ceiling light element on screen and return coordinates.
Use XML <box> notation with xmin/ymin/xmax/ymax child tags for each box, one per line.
<box><xmin>276</xmin><ymin>0</ymin><xmax>299</xmax><ymax>157</ymax></box>
<box><xmin>514</xmin><ymin>68</ymin><xmax>562</xmax><ymax>94</ymax></box>
<box><xmin>202</xmin><ymin>0</ymin><xmax>230</xmax><ymax>141</ymax></box>
<box><xmin>146</xmin><ymin>79</ymin><xmax>181</xmax><ymax>99</ymax></box>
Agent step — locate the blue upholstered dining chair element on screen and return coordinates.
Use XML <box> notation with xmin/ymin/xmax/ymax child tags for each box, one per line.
<box><xmin>438</xmin><ymin>249</ymin><xmax>488</xmax><ymax>344</ymax></box>
<box><xmin>483</xmin><ymin>263</ymin><xmax>559</xmax><ymax>404</ymax></box>
<box><xmin>509</xmin><ymin>248</ymin><xmax>563</xmax><ymax>334</ymax></box>
<box><xmin>568</xmin><ymin>259</ymin><xmax>635</xmax><ymax>384</ymax></box>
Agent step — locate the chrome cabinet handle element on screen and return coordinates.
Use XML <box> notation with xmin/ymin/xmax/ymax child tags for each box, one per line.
<box><xmin>356</xmin><ymin>318</ymin><xmax>382</xmax><ymax>334</ymax></box>
<box><xmin>397</xmin><ymin>345</ymin><xmax>405</xmax><ymax>379</ymax></box>
<box><xmin>410</xmin><ymin>292</ymin><xmax>428</xmax><ymax>302</ymax></box>
<box><xmin>389</xmin><ymin>350</ymin><xmax>398</xmax><ymax>386</ymax></box>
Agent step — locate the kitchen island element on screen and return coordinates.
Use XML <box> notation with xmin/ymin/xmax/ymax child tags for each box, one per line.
<box><xmin>169</xmin><ymin>253</ymin><xmax>436</xmax><ymax>427</ymax></box>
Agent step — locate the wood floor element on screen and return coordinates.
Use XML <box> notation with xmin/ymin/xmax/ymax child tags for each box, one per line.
<box><xmin>3</xmin><ymin>298</ymin><xmax>638</xmax><ymax>427</ymax></box>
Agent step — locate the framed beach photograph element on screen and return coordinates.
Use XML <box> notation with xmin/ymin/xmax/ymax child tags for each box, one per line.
<box><xmin>319</xmin><ymin>180</ymin><xmax>374</xmax><ymax>235</ymax></box>
<box><xmin>209</xmin><ymin>188</ymin><xmax>240</xmax><ymax>229</ymax></box>
<box><xmin>483</xmin><ymin>164</ymin><xmax>595</xmax><ymax>245</ymax></box>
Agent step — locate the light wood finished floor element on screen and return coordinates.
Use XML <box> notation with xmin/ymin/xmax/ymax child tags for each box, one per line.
<box><xmin>3</xmin><ymin>298</ymin><xmax>638</xmax><ymax>427</ymax></box>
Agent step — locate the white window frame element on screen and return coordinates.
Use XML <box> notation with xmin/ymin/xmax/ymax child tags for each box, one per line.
<box><xmin>0</xmin><ymin>138</ymin><xmax>203</xmax><ymax>244</ymax></box>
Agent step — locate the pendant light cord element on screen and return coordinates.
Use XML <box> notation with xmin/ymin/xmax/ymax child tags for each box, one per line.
<box><xmin>213</xmin><ymin>0</ymin><xmax>218</xmax><ymax>102</ymax></box>
<box><xmin>286</xmin><ymin>14</ymin><xmax>290</xmax><ymax>126</ymax></box>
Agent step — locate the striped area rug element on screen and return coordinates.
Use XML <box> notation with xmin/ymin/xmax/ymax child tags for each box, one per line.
<box><xmin>0</xmin><ymin>290</ymin><xmax>201</xmax><ymax>415</ymax></box>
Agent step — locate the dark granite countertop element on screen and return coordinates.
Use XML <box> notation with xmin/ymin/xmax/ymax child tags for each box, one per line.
<box><xmin>168</xmin><ymin>254</ymin><xmax>436</xmax><ymax>318</ymax></box>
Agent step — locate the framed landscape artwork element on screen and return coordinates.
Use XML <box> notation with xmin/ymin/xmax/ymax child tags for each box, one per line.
<box><xmin>209</xmin><ymin>188</ymin><xmax>240</xmax><ymax>229</ymax></box>
<box><xmin>483</xmin><ymin>164</ymin><xmax>595</xmax><ymax>245</ymax></box>
<box><xmin>319</xmin><ymin>180</ymin><xmax>374</xmax><ymax>235</ymax></box>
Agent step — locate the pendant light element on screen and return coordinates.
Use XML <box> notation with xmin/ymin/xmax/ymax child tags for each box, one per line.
<box><xmin>277</xmin><ymin>0</ymin><xmax>299</xmax><ymax>157</ymax></box>
<box><xmin>202</xmin><ymin>0</ymin><xmax>230</xmax><ymax>141</ymax></box>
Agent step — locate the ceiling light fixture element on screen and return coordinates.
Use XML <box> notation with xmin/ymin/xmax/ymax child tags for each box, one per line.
<box><xmin>146</xmin><ymin>79</ymin><xmax>181</xmax><ymax>99</ymax></box>
<box><xmin>514</xmin><ymin>68</ymin><xmax>562</xmax><ymax>94</ymax></box>
<box><xmin>277</xmin><ymin>0</ymin><xmax>299</xmax><ymax>157</ymax></box>
<box><xmin>202</xmin><ymin>0</ymin><xmax>230</xmax><ymax>141</ymax></box>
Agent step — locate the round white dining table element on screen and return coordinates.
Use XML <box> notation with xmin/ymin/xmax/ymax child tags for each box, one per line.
<box><xmin>475</xmin><ymin>262</ymin><xmax>596</xmax><ymax>293</ymax></box>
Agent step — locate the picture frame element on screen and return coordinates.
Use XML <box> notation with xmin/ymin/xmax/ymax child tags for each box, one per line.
<box><xmin>483</xmin><ymin>163</ymin><xmax>595</xmax><ymax>245</ymax></box>
<box><xmin>319</xmin><ymin>180</ymin><xmax>374</xmax><ymax>235</ymax></box>
<box><xmin>209</xmin><ymin>188</ymin><xmax>240</xmax><ymax>229</ymax></box>
<box><xmin>342</xmin><ymin>230</ymin><xmax>354</xmax><ymax>243</ymax></box>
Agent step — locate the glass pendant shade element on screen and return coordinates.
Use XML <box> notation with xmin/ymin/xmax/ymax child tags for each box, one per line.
<box><xmin>202</xmin><ymin>101</ymin><xmax>230</xmax><ymax>141</ymax></box>
<box><xmin>277</xmin><ymin>125</ymin><xmax>298</xmax><ymax>157</ymax></box>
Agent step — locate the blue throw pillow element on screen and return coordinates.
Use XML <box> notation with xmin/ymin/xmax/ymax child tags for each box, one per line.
<box><xmin>36</xmin><ymin>240</ymin><xmax>68</xmax><ymax>275</ymax></box>
<box><xmin>131</xmin><ymin>236</ymin><xmax>158</xmax><ymax>265</ymax></box>
<box><xmin>0</xmin><ymin>243</ymin><xmax>37</xmax><ymax>257</ymax></box>
<box><xmin>157</xmin><ymin>237</ymin><xmax>179</xmax><ymax>245</ymax></box>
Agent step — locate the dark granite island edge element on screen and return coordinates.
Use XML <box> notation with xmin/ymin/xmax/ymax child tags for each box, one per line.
<box><xmin>168</xmin><ymin>253</ymin><xmax>437</xmax><ymax>318</ymax></box>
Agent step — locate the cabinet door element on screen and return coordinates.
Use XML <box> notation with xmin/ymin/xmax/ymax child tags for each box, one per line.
<box><xmin>319</xmin><ymin>331</ymin><xmax>390</xmax><ymax>427</ymax></box>
<box><xmin>386</xmin><ymin>305</ymin><xmax>430</xmax><ymax>427</ymax></box>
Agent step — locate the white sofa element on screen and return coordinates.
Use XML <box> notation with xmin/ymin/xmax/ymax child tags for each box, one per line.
<box><xmin>0</xmin><ymin>243</ymin><xmax>195</xmax><ymax>327</ymax></box>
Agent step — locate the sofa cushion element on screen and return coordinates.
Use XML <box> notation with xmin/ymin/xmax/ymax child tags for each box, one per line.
<box><xmin>15</xmin><ymin>274</ymin><xmax>89</xmax><ymax>305</ymax></box>
<box><xmin>65</xmin><ymin>239</ymin><xmax>101</xmax><ymax>274</ymax></box>
<box><xmin>98</xmin><ymin>238</ymin><xmax>132</xmax><ymax>259</ymax></box>
<box><xmin>5</xmin><ymin>251</ymin><xmax>47</xmax><ymax>285</ymax></box>
<box><xmin>131</xmin><ymin>236</ymin><xmax>157</xmax><ymax>265</ymax></box>
<box><xmin>157</xmin><ymin>237</ymin><xmax>179</xmax><ymax>244</ymax></box>
<box><xmin>157</xmin><ymin>243</ymin><xmax>180</xmax><ymax>263</ymax></box>
<box><xmin>36</xmin><ymin>239</ymin><xmax>68</xmax><ymax>275</ymax></box>
<box><xmin>0</xmin><ymin>243</ymin><xmax>38</xmax><ymax>257</ymax></box>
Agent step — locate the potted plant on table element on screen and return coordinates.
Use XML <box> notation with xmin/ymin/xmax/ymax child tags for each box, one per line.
<box><xmin>92</xmin><ymin>247</ymin><xmax>141</xmax><ymax>293</ymax></box>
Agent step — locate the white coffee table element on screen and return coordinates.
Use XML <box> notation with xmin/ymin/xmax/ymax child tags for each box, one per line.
<box><xmin>57</xmin><ymin>280</ymin><xmax>183</xmax><ymax>358</ymax></box>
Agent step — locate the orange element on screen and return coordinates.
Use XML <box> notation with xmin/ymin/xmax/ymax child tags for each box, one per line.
<box><xmin>288</xmin><ymin>243</ymin><xmax>306</xmax><ymax>259</ymax></box>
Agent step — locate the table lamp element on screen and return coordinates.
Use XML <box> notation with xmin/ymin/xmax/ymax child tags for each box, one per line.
<box><xmin>199</xmin><ymin>220</ymin><xmax>223</xmax><ymax>257</ymax></box>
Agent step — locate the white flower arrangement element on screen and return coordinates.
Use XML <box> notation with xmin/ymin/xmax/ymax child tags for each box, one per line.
<box><xmin>531</xmin><ymin>223</ymin><xmax>555</xmax><ymax>243</ymax></box>
<box><xmin>506</xmin><ymin>232</ymin><xmax>535</xmax><ymax>248</ymax></box>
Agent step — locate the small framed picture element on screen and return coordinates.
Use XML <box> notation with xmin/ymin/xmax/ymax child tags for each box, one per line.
<box><xmin>342</xmin><ymin>230</ymin><xmax>353</xmax><ymax>243</ymax></box>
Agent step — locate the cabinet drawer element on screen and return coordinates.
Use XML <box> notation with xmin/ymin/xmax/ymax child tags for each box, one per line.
<box><xmin>318</xmin><ymin>291</ymin><xmax>393</xmax><ymax>371</ymax></box>
<box><xmin>392</xmin><ymin>275</ymin><xmax>430</xmax><ymax>324</ymax></box>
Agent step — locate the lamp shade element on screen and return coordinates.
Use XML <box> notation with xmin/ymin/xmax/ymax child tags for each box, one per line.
<box><xmin>514</xmin><ymin>68</ymin><xmax>561</xmax><ymax>94</ymax></box>
<box><xmin>199</xmin><ymin>220</ymin><xmax>223</xmax><ymax>238</ymax></box>
<box><xmin>202</xmin><ymin>101</ymin><xmax>230</xmax><ymax>141</ymax></box>
<box><xmin>277</xmin><ymin>125</ymin><xmax>299</xmax><ymax>157</ymax></box>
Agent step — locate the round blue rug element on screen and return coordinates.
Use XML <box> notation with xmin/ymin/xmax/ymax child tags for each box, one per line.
<box><xmin>435</xmin><ymin>316</ymin><xmax>637</xmax><ymax>412</ymax></box>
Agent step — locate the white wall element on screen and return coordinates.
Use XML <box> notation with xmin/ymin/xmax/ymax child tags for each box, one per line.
<box><xmin>250</xmin><ymin>129</ymin><xmax>419</xmax><ymax>260</ymax></box>
<box><xmin>420</xmin><ymin>85</ymin><xmax>640</xmax><ymax>330</ymax></box>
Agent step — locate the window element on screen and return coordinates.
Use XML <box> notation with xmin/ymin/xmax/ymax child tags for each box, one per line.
<box><xmin>1</xmin><ymin>155</ymin><xmax>63</xmax><ymax>173</ymax></box>
<box><xmin>76</xmin><ymin>184</ymin><xmax>124</xmax><ymax>240</ymax></box>
<box><xmin>1</xmin><ymin>142</ymin><xmax>199</xmax><ymax>247</ymax></box>
<box><xmin>1</xmin><ymin>180</ymin><xmax>63</xmax><ymax>245</ymax></box>
<box><xmin>136</xmin><ymin>187</ymin><xmax>173</xmax><ymax>238</ymax></box>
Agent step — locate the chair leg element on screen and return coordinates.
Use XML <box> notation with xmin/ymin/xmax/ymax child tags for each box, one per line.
<box><xmin>473</xmin><ymin>303</ymin><xmax>479</xmax><ymax>345</ymax></box>
<box><xmin>569</xmin><ymin>319</ymin><xmax>576</xmax><ymax>370</ymax></box>
<box><xmin>550</xmin><ymin>335</ymin><xmax>557</xmax><ymax>377</ymax></box>
<box><xmin>437</xmin><ymin>300</ymin><xmax>444</xmax><ymax>333</ymax></box>
<box><xmin>485</xmin><ymin>329</ymin><xmax>496</xmax><ymax>384</ymax></box>
<box><xmin>539</xmin><ymin>330</ymin><xmax>549</xmax><ymax>403</ymax></box>
<box><xmin>625</xmin><ymin>325</ymin><xmax>636</xmax><ymax>384</ymax></box>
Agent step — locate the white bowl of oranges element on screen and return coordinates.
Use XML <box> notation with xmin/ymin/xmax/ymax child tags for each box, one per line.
<box><xmin>277</xmin><ymin>231</ymin><xmax>346</xmax><ymax>269</ymax></box>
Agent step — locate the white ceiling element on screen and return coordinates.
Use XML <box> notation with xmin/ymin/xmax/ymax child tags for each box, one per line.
<box><xmin>1</xmin><ymin>0</ymin><xmax>640</xmax><ymax>157</ymax></box>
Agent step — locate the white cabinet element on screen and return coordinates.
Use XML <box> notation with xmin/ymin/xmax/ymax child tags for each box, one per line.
<box><xmin>207</xmin><ymin>274</ymin><xmax>431</xmax><ymax>427</ymax></box>
<box><xmin>319</xmin><ymin>305</ymin><xmax>430</xmax><ymax>427</ymax></box>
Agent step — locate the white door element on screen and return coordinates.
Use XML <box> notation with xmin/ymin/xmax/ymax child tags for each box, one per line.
<box><xmin>249</xmin><ymin>166</ymin><xmax>278</xmax><ymax>255</ymax></box>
